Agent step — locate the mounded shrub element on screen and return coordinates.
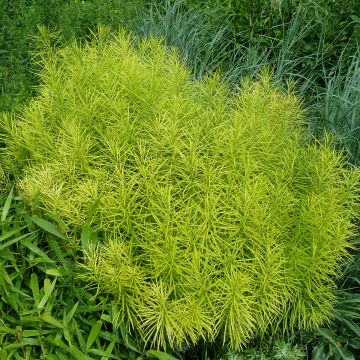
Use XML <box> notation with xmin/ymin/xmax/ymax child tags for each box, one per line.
<box><xmin>1</xmin><ymin>29</ymin><xmax>359</xmax><ymax>351</ymax></box>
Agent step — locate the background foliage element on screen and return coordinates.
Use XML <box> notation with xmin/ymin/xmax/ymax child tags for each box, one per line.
<box><xmin>0</xmin><ymin>0</ymin><xmax>145</xmax><ymax>113</ymax></box>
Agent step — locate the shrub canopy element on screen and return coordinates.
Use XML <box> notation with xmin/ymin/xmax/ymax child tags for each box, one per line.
<box><xmin>1</xmin><ymin>29</ymin><xmax>359</xmax><ymax>350</ymax></box>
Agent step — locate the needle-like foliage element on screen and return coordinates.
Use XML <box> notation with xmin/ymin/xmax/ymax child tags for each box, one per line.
<box><xmin>1</xmin><ymin>29</ymin><xmax>359</xmax><ymax>351</ymax></box>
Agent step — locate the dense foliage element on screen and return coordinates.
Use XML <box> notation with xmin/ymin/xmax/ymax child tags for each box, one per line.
<box><xmin>0</xmin><ymin>190</ymin><xmax>166</xmax><ymax>359</ymax></box>
<box><xmin>0</xmin><ymin>0</ymin><xmax>144</xmax><ymax>113</ymax></box>
<box><xmin>183</xmin><ymin>0</ymin><xmax>360</xmax><ymax>72</ymax></box>
<box><xmin>140</xmin><ymin>1</ymin><xmax>360</xmax><ymax>167</ymax></box>
<box><xmin>2</xmin><ymin>31</ymin><xmax>359</xmax><ymax>351</ymax></box>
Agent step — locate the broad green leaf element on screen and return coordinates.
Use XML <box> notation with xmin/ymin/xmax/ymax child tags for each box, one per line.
<box><xmin>351</xmin><ymin>15</ymin><xmax>360</xmax><ymax>23</ymax></box>
<box><xmin>4</xmin><ymin>338</ymin><xmax>40</xmax><ymax>348</ymax></box>
<box><xmin>22</xmin><ymin>329</ymin><xmax>54</xmax><ymax>337</ymax></box>
<box><xmin>81</xmin><ymin>224</ymin><xmax>97</xmax><ymax>253</ymax></box>
<box><xmin>348</xmin><ymin>337</ymin><xmax>360</xmax><ymax>350</ymax></box>
<box><xmin>340</xmin><ymin>294</ymin><xmax>360</xmax><ymax>304</ymax></box>
<box><xmin>73</xmin><ymin>318</ymin><xmax>87</xmax><ymax>353</ymax></box>
<box><xmin>86</xmin><ymin>320</ymin><xmax>102</xmax><ymax>351</ymax></box>
<box><xmin>47</xmin><ymin>237</ymin><xmax>70</xmax><ymax>270</ymax></box>
<box><xmin>337</xmin><ymin>347</ymin><xmax>355</xmax><ymax>360</ymax></box>
<box><xmin>336</xmin><ymin>316</ymin><xmax>360</xmax><ymax>337</ymax></box>
<box><xmin>65</xmin><ymin>301</ymin><xmax>79</xmax><ymax>326</ymax></box>
<box><xmin>38</xmin><ymin>278</ymin><xmax>57</xmax><ymax>309</ymax></box>
<box><xmin>22</xmin><ymin>239</ymin><xmax>54</xmax><ymax>263</ymax></box>
<box><xmin>30</xmin><ymin>274</ymin><xmax>40</xmax><ymax>307</ymax></box>
<box><xmin>47</xmin><ymin>337</ymin><xmax>93</xmax><ymax>360</ymax></box>
<box><xmin>81</xmin><ymin>224</ymin><xmax>92</xmax><ymax>253</ymax></box>
<box><xmin>1</xmin><ymin>187</ymin><xmax>13</xmax><ymax>222</ymax></box>
<box><xmin>64</xmin><ymin>326</ymin><xmax>73</xmax><ymax>347</ymax></box>
<box><xmin>46</xmin><ymin>211</ymin><xmax>70</xmax><ymax>232</ymax></box>
<box><xmin>0</xmin><ymin>228</ymin><xmax>22</xmax><ymax>243</ymax></box>
<box><xmin>313</xmin><ymin>343</ymin><xmax>330</xmax><ymax>360</ymax></box>
<box><xmin>31</xmin><ymin>215</ymin><xmax>67</xmax><ymax>240</ymax></box>
<box><xmin>0</xmin><ymin>326</ymin><xmax>16</xmax><ymax>335</ymax></box>
<box><xmin>88</xmin><ymin>348</ymin><xmax>121</xmax><ymax>359</ymax></box>
<box><xmin>44</xmin><ymin>355</ymin><xmax>65</xmax><ymax>360</ymax></box>
<box><xmin>318</xmin><ymin>328</ymin><xmax>356</xmax><ymax>360</ymax></box>
<box><xmin>45</xmin><ymin>267</ymin><xmax>65</xmax><ymax>277</ymax></box>
<box><xmin>146</xmin><ymin>350</ymin><xmax>180</xmax><ymax>360</ymax></box>
<box><xmin>317</xmin><ymin>328</ymin><xmax>338</xmax><ymax>345</ymax></box>
<box><xmin>103</xmin><ymin>339</ymin><xmax>117</xmax><ymax>359</ymax></box>
<box><xmin>0</xmin><ymin>232</ymin><xmax>30</xmax><ymax>251</ymax></box>
<box><xmin>39</xmin><ymin>313</ymin><xmax>64</xmax><ymax>329</ymax></box>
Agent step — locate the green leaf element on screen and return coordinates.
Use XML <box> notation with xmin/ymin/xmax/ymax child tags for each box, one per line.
<box><xmin>317</xmin><ymin>328</ymin><xmax>338</xmax><ymax>345</ymax></box>
<box><xmin>1</xmin><ymin>187</ymin><xmax>13</xmax><ymax>222</ymax></box>
<box><xmin>47</xmin><ymin>236</ymin><xmax>71</xmax><ymax>270</ymax></box>
<box><xmin>337</xmin><ymin>347</ymin><xmax>355</xmax><ymax>360</ymax></box>
<box><xmin>103</xmin><ymin>339</ymin><xmax>117</xmax><ymax>358</ymax></box>
<box><xmin>31</xmin><ymin>215</ymin><xmax>67</xmax><ymax>240</ymax></box>
<box><xmin>38</xmin><ymin>278</ymin><xmax>57</xmax><ymax>309</ymax></box>
<box><xmin>0</xmin><ymin>232</ymin><xmax>30</xmax><ymax>251</ymax></box>
<box><xmin>312</xmin><ymin>343</ymin><xmax>330</xmax><ymax>360</ymax></box>
<box><xmin>29</xmin><ymin>273</ymin><xmax>40</xmax><ymax>307</ymax></box>
<box><xmin>351</xmin><ymin>15</ymin><xmax>360</xmax><ymax>24</ymax></box>
<box><xmin>339</xmin><ymin>293</ymin><xmax>360</xmax><ymax>304</ymax></box>
<box><xmin>0</xmin><ymin>228</ymin><xmax>22</xmax><ymax>243</ymax></box>
<box><xmin>22</xmin><ymin>239</ymin><xmax>54</xmax><ymax>263</ymax></box>
<box><xmin>146</xmin><ymin>350</ymin><xmax>180</xmax><ymax>360</ymax></box>
<box><xmin>73</xmin><ymin>319</ymin><xmax>87</xmax><ymax>353</ymax></box>
<box><xmin>22</xmin><ymin>329</ymin><xmax>54</xmax><ymax>337</ymax></box>
<box><xmin>88</xmin><ymin>347</ymin><xmax>120</xmax><ymax>359</ymax></box>
<box><xmin>318</xmin><ymin>328</ymin><xmax>356</xmax><ymax>360</ymax></box>
<box><xmin>39</xmin><ymin>313</ymin><xmax>64</xmax><ymax>329</ymax></box>
<box><xmin>47</xmin><ymin>337</ymin><xmax>93</xmax><ymax>360</ymax></box>
<box><xmin>336</xmin><ymin>315</ymin><xmax>360</xmax><ymax>337</ymax></box>
<box><xmin>0</xmin><ymin>326</ymin><xmax>16</xmax><ymax>335</ymax></box>
<box><xmin>86</xmin><ymin>320</ymin><xmax>102</xmax><ymax>351</ymax></box>
<box><xmin>65</xmin><ymin>302</ymin><xmax>79</xmax><ymax>326</ymax></box>
<box><xmin>45</xmin><ymin>267</ymin><xmax>65</xmax><ymax>277</ymax></box>
<box><xmin>81</xmin><ymin>224</ymin><xmax>92</xmax><ymax>253</ymax></box>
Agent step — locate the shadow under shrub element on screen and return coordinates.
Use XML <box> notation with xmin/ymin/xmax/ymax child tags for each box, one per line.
<box><xmin>1</xmin><ymin>29</ymin><xmax>359</xmax><ymax>352</ymax></box>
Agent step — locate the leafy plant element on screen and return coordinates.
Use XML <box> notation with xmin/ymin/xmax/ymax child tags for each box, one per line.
<box><xmin>310</xmin><ymin>235</ymin><xmax>360</xmax><ymax>360</ymax></box>
<box><xmin>0</xmin><ymin>189</ymin><xmax>183</xmax><ymax>358</ymax></box>
<box><xmin>222</xmin><ymin>338</ymin><xmax>306</xmax><ymax>359</ymax></box>
<box><xmin>0</xmin><ymin>0</ymin><xmax>145</xmax><ymax>113</ymax></box>
<box><xmin>311</xmin><ymin>291</ymin><xmax>360</xmax><ymax>360</ymax></box>
<box><xmin>1</xmin><ymin>30</ymin><xmax>359</xmax><ymax>352</ymax></box>
<box><xmin>316</xmin><ymin>55</ymin><xmax>360</xmax><ymax>166</ymax></box>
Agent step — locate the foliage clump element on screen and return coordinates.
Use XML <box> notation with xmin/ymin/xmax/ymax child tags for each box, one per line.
<box><xmin>1</xmin><ymin>30</ymin><xmax>359</xmax><ymax>351</ymax></box>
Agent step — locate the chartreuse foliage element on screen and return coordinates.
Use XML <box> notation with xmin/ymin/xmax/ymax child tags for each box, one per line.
<box><xmin>1</xmin><ymin>29</ymin><xmax>359</xmax><ymax>352</ymax></box>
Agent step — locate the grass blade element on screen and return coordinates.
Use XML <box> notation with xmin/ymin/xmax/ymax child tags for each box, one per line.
<box><xmin>86</xmin><ymin>320</ymin><xmax>102</xmax><ymax>351</ymax></box>
<box><xmin>31</xmin><ymin>215</ymin><xmax>67</xmax><ymax>240</ymax></box>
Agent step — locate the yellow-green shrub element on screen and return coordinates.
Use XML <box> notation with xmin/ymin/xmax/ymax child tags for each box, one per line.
<box><xmin>1</xmin><ymin>29</ymin><xmax>359</xmax><ymax>351</ymax></box>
